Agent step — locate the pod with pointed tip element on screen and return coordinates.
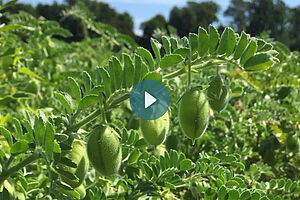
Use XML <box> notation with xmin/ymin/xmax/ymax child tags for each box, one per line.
<box><xmin>206</xmin><ymin>73</ymin><xmax>230</xmax><ymax>112</ymax></box>
<box><xmin>87</xmin><ymin>124</ymin><xmax>122</xmax><ymax>176</ymax></box>
<box><xmin>60</xmin><ymin>139</ymin><xmax>89</xmax><ymax>188</ymax></box>
<box><xmin>140</xmin><ymin>112</ymin><xmax>169</xmax><ymax>146</ymax></box>
<box><xmin>178</xmin><ymin>87</ymin><xmax>210</xmax><ymax>139</ymax></box>
<box><xmin>75</xmin><ymin>184</ymin><xmax>86</xmax><ymax>199</ymax></box>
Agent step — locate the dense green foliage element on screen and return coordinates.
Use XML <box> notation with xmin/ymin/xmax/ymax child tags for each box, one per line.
<box><xmin>2</xmin><ymin>0</ymin><xmax>300</xmax><ymax>52</ymax></box>
<box><xmin>0</xmin><ymin>1</ymin><xmax>299</xmax><ymax>199</ymax></box>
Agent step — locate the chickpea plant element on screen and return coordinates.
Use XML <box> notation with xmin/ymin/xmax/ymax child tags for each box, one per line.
<box><xmin>0</xmin><ymin>1</ymin><xmax>300</xmax><ymax>200</ymax></box>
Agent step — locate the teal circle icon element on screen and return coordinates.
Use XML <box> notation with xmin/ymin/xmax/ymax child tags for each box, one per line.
<box><xmin>130</xmin><ymin>80</ymin><xmax>170</xmax><ymax>120</ymax></box>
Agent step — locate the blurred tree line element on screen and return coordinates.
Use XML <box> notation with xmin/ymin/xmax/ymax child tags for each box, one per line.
<box><xmin>1</xmin><ymin>0</ymin><xmax>300</xmax><ymax>51</ymax></box>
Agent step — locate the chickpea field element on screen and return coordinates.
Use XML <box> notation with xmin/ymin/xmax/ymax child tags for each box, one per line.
<box><xmin>0</xmin><ymin>1</ymin><xmax>300</xmax><ymax>200</ymax></box>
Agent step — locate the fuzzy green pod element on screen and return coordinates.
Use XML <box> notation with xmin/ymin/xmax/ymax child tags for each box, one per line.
<box><xmin>178</xmin><ymin>88</ymin><xmax>210</xmax><ymax>139</ymax></box>
<box><xmin>206</xmin><ymin>73</ymin><xmax>230</xmax><ymax>112</ymax></box>
<box><xmin>87</xmin><ymin>124</ymin><xmax>122</xmax><ymax>176</ymax></box>
<box><xmin>75</xmin><ymin>184</ymin><xmax>86</xmax><ymax>199</ymax></box>
<box><xmin>140</xmin><ymin>111</ymin><xmax>169</xmax><ymax>146</ymax></box>
<box><xmin>60</xmin><ymin>139</ymin><xmax>89</xmax><ymax>188</ymax></box>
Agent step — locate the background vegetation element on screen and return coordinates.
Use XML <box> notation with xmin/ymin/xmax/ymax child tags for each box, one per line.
<box><xmin>0</xmin><ymin>0</ymin><xmax>299</xmax><ymax>199</ymax></box>
<box><xmin>1</xmin><ymin>0</ymin><xmax>300</xmax><ymax>51</ymax></box>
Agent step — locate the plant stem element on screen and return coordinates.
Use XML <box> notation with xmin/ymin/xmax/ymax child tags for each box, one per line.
<box><xmin>4</xmin><ymin>155</ymin><xmax>15</xmax><ymax>169</ymax></box>
<box><xmin>66</xmin><ymin>108</ymin><xmax>102</xmax><ymax>133</ymax></box>
<box><xmin>163</xmin><ymin>67</ymin><xmax>186</xmax><ymax>79</ymax></box>
<box><xmin>163</xmin><ymin>60</ymin><xmax>224</xmax><ymax>80</ymax></box>
<box><xmin>188</xmin><ymin>53</ymin><xmax>192</xmax><ymax>87</ymax></box>
<box><xmin>0</xmin><ymin>151</ymin><xmax>40</xmax><ymax>185</ymax></box>
<box><xmin>66</xmin><ymin>92</ymin><xmax>132</xmax><ymax>132</ymax></box>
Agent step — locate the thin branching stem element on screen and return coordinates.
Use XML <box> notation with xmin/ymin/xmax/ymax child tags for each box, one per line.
<box><xmin>0</xmin><ymin>150</ymin><xmax>40</xmax><ymax>185</ymax></box>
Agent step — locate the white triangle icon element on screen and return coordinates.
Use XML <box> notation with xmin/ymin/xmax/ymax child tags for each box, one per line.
<box><xmin>145</xmin><ymin>91</ymin><xmax>157</xmax><ymax>109</ymax></box>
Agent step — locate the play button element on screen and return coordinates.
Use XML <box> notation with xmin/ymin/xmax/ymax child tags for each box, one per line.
<box><xmin>144</xmin><ymin>91</ymin><xmax>156</xmax><ymax>109</ymax></box>
<box><xmin>130</xmin><ymin>80</ymin><xmax>170</xmax><ymax>120</ymax></box>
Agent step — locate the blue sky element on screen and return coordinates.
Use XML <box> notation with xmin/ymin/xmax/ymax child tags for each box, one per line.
<box><xmin>16</xmin><ymin>0</ymin><xmax>300</xmax><ymax>35</ymax></box>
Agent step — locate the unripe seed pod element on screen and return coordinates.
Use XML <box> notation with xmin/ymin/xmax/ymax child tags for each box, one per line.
<box><xmin>178</xmin><ymin>87</ymin><xmax>210</xmax><ymax>139</ymax></box>
<box><xmin>140</xmin><ymin>112</ymin><xmax>169</xmax><ymax>146</ymax></box>
<box><xmin>207</xmin><ymin>73</ymin><xmax>230</xmax><ymax>112</ymax></box>
<box><xmin>60</xmin><ymin>139</ymin><xmax>89</xmax><ymax>188</ymax></box>
<box><xmin>87</xmin><ymin>124</ymin><xmax>122</xmax><ymax>176</ymax></box>
<box><xmin>75</xmin><ymin>184</ymin><xmax>86</xmax><ymax>199</ymax></box>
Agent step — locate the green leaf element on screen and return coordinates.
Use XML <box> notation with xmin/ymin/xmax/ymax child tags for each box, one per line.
<box><xmin>82</xmin><ymin>71</ymin><xmax>92</xmax><ymax>93</ymax></box>
<box><xmin>162</xmin><ymin>36</ymin><xmax>171</xmax><ymax>55</ymax></box>
<box><xmin>0</xmin><ymin>0</ymin><xmax>17</xmax><ymax>11</ymax></box>
<box><xmin>181</xmin><ymin>36</ymin><xmax>189</xmax><ymax>47</ymax></box>
<box><xmin>223</xmin><ymin>155</ymin><xmax>237</xmax><ymax>162</ymax></box>
<box><xmin>142</xmin><ymin>162</ymin><xmax>153</xmax><ymax>180</ymax></box>
<box><xmin>209</xmin><ymin>24</ymin><xmax>220</xmax><ymax>54</ymax></box>
<box><xmin>54</xmin><ymin>92</ymin><xmax>74</xmax><ymax>114</ymax></box>
<box><xmin>143</xmin><ymin>72</ymin><xmax>162</xmax><ymax>82</ymax></box>
<box><xmin>240</xmin><ymin>191</ymin><xmax>251</xmax><ymax>200</ymax></box>
<box><xmin>34</xmin><ymin>116</ymin><xmax>45</xmax><ymax>146</ymax></box>
<box><xmin>18</xmin><ymin>67</ymin><xmax>43</xmax><ymax>81</ymax></box>
<box><xmin>108</xmin><ymin>60</ymin><xmax>116</xmax><ymax>93</ymax></box>
<box><xmin>0</xmin><ymin>127</ymin><xmax>13</xmax><ymax>146</ymax></box>
<box><xmin>269</xmin><ymin>179</ymin><xmax>277</xmax><ymax>189</ymax></box>
<box><xmin>218</xmin><ymin>186</ymin><xmax>227</xmax><ymax>200</ymax></box>
<box><xmin>170</xmin><ymin>150</ymin><xmax>179</xmax><ymax>168</ymax></box>
<box><xmin>86</xmin><ymin>85</ymin><xmax>104</xmax><ymax>96</ymax></box>
<box><xmin>217</xmin><ymin>27</ymin><xmax>236</xmax><ymax>56</ymax></box>
<box><xmin>78</xmin><ymin>95</ymin><xmax>98</xmax><ymax>110</ymax></box>
<box><xmin>12</xmin><ymin>118</ymin><xmax>22</xmax><ymax>139</ymax></box>
<box><xmin>277</xmin><ymin>179</ymin><xmax>285</xmax><ymax>188</ymax></box>
<box><xmin>150</xmin><ymin>38</ymin><xmax>161</xmax><ymax>68</ymax></box>
<box><xmin>160</xmin><ymin>54</ymin><xmax>184</xmax><ymax>69</ymax></box>
<box><xmin>11</xmin><ymin>140</ymin><xmax>29</xmax><ymax>155</ymax></box>
<box><xmin>137</xmin><ymin>47</ymin><xmax>155</xmax><ymax>71</ymax></box>
<box><xmin>164</xmin><ymin>182</ymin><xmax>176</xmax><ymax>190</ymax></box>
<box><xmin>226</xmin><ymin>180</ymin><xmax>239</xmax><ymax>187</ymax></box>
<box><xmin>127</xmin><ymin>149</ymin><xmax>140</xmax><ymax>164</ymax></box>
<box><xmin>59</xmin><ymin>157</ymin><xmax>77</xmax><ymax>168</ymax></box>
<box><xmin>140</xmin><ymin>60</ymin><xmax>149</xmax><ymax>82</ymax></box>
<box><xmin>228</xmin><ymin>189</ymin><xmax>240</xmax><ymax>200</ymax></box>
<box><xmin>259</xmin><ymin>197</ymin><xmax>269</xmax><ymax>200</ymax></box>
<box><xmin>0</xmin><ymin>24</ymin><xmax>34</xmax><ymax>33</ymax></box>
<box><xmin>284</xmin><ymin>179</ymin><xmax>292</xmax><ymax>191</ymax></box>
<box><xmin>189</xmin><ymin>33</ymin><xmax>198</xmax><ymax>55</ymax></box>
<box><xmin>57</xmin><ymin>166</ymin><xmax>79</xmax><ymax>182</ymax></box>
<box><xmin>234</xmin><ymin>31</ymin><xmax>249</xmax><ymax>60</ymax></box>
<box><xmin>244</xmin><ymin>53</ymin><xmax>274</xmax><ymax>71</ymax></box>
<box><xmin>259</xmin><ymin>43</ymin><xmax>273</xmax><ymax>52</ymax></box>
<box><xmin>57</xmin><ymin>185</ymin><xmax>80</xmax><ymax>200</ymax></box>
<box><xmin>123</xmin><ymin>54</ymin><xmax>135</xmax><ymax>89</ymax></box>
<box><xmin>44</xmin><ymin>27</ymin><xmax>72</xmax><ymax>38</ymax></box>
<box><xmin>251</xmin><ymin>192</ymin><xmax>261</xmax><ymax>200</ymax></box>
<box><xmin>240</xmin><ymin>39</ymin><xmax>258</xmax><ymax>65</ymax></box>
<box><xmin>44</xmin><ymin>122</ymin><xmax>55</xmax><ymax>160</ymax></box>
<box><xmin>53</xmin><ymin>141</ymin><xmax>61</xmax><ymax>153</ymax></box>
<box><xmin>55</xmin><ymin>133</ymin><xmax>69</xmax><ymax>142</ymax></box>
<box><xmin>68</xmin><ymin>77</ymin><xmax>81</xmax><ymax>101</ymax></box>
<box><xmin>180</xmin><ymin>159</ymin><xmax>195</xmax><ymax>171</ymax></box>
<box><xmin>133</xmin><ymin>55</ymin><xmax>142</xmax><ymax>86</ymax></box>
<box><xmin>198</xmin><ymin>27</ymin><xmax>209</xmax><ymax>56</ymax></box>
<box><xmin>173</xmin><ymin>47</ymin><xmax>189</xmax><ymax>58</ymax></box>
<box><xmin>230</xmin><ymin>86</ymin><xmax>243</xmax><ymax>98</ymax></box>
<box><xmin>97</xmin><ymin>67</ymin><xmax>111</xmax><ymax>97</ymax></box>
<box><xmin>112</xmin><ymin>57</ymin><xmax>123</xmax><ymax>90</ymax></box>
